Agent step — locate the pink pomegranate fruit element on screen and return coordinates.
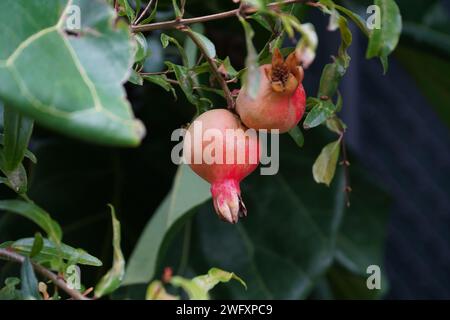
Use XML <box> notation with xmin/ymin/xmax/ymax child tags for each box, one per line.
<box><xmin>183</xmin><ymin>109</ymin><xmax>260</xmax><ymax>223</ymax></box>
<box><xmin>236</xmin><ymin>48</ymin><xmax>306</xmax><ymax>133</ymax></box>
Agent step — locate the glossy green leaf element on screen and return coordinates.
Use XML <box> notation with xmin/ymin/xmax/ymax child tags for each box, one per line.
<box><xmin>21</xmin><ymin>257</ymin><xmax>41</xmax><ymax>300</ymax></box>
<box><xmin>2</xmin><ymin>106</ymin><xmax>33</xmax><ymax>172</ymax></box>
<box><xmin>95</xmin><ymin>205</ymin><xmax>125</xmax><ymax>297</ymax></box>
<box><xmin>239</xmin><ymin>16</ymin><xmax>260</xmax><ymax>99</ymax></box>
<box><xmin>189</xmin><ymin>31</ymin><xmax>216</xmax><ymax>59</ymax></box>
<box><xmin>11</xmin><ymin>238</ymin><xmax>102</xmax><ymax>267</ymax></box>
<box><xmin>29</xmin><ymin>233</ymin><xmax>44</xmax><ymax>258</ymax></box>
<box><xmin>303</xmin><ymin>99</ymin><xmax>337</xmax><ymax>129</ymax></box>
<box><xmin>366</xmin><ymin>0</ymin><xmax>402</xmax><ymax>73</ymax></box>
<box><xmin>0</xmin><ymin>0</ymin><xmax>144</xmax><ymax>146</ymax></box>
<box><xmin>0</xmin><ymin>200</ymin><xmax>62</xmax><ymax>244</ymax></box>
<box><xmin>288</xmin><ymin>126</ymin><xmax>304</xmax><ymax>148</ymax></box>
<box><xmin>170</xmin><ymin>268</ymin><xmax>246</xmax><ymax>300</ymax></box>
<box><xmin>123</xmin><ymin>165</ymin><xmax>210</xmax><ymax>285</ymax></box>
<box><xmin>312</xmin><ymin>139</ymin><xmax>341</xmax><ymax>186</ymax></box>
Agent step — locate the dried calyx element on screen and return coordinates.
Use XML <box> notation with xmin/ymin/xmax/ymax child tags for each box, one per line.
<box><xmin>266</xmin><ymin>48</ymin><xmax>304</xmax><ymax>94</ymax></box>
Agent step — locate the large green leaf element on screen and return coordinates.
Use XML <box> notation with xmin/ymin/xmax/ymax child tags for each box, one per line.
<box><xmin>0</xmin><ymin>0</ymin><xmax>144</xmax><ymax>146</ymax></box>
<box><xmin>123</xmin><ymin>164</ymin><xmax>210</xmax><ymax>286</ymax></box>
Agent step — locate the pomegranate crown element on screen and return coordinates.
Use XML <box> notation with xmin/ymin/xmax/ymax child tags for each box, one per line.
<box><xmin>266</xmin><ymin>48</ymin><xmax>304</xmax><ymax>94</ymax></box>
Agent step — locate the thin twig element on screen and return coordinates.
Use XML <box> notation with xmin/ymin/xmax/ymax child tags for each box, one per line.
<box><xmin>132</xmin><ymin>0</ymin><xmax>313</xmax><ymax>32</ymax></box>
<box><xmin>134</xmin><ymin>0</ymin><xmax>155</xmax><ymax>25</ymax></box>
<box><xmin>182</xmin><ymin>27</ymin><xmax>235</xmax><ymax>109</ymax></box>
<box><xmin>340</xmin><ymin>135</ymin><xmax>351</xmax><ymax>207</ymax></box>
<box><xmin>0</xmin><ymin>248</ymin><xmax>89</xmax><ymax>300</ymax></box>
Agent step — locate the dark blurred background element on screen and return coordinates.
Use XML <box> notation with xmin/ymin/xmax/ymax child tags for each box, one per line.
<box><xmin>1</xmin><ymin>0</ymin><xmax>449</xmax><ymax>299</ymax></box>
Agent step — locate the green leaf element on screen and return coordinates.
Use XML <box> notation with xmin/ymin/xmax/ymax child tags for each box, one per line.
<box><xmin>0</xmin><ymin>200</ymin><xmax>62</xmax><ymax>244</ymax></box>
<box><xmin>142</xmin><ymin>74</ymin><xmax>177</xmax><ymax>99</ymax></box>
<box><xmin>29</xmin><ymin>232</ymin><xmax>44</xmax><ymax>258</ymax></box>
<box><xmin>140</xmin><ymin>0</ymin><xmax>159</xmax><ymax>25</ymax></box>
<box><xmin>94</xmin><ymin>205</ymin><xmax>125</xmax><ymax>298</ymax></box>
<box><xmin>160</xmin><ymin>33</ymin><xmax>189</xmax><ymax>67</ymax></box>
<box><xmin>165</xmin><ymin>62</ymin><xmax>206</xmax><ymax>112</ymax></box>
<box><xmin>335</xmin><ymin>4</ymin><xmax>370</xmax><ymax>37</ymax></box>
<box><xmin>2</xmin><ymin>106</ymin><xmax>33</xmax><ymax>172</ymax></box>
<box><xmin>21</xmin><ymin>257</ymin><xmax>41</xmax><ymax>300</ymax></box>
<box><xmin>170</xmin><ymin>268</ymin><xmax>246</xmax><ymax>300</ymax></box>
<box><xmin>239</xmin><ymin>16</ymin><xmax>260</xmax><ymax>99</ymax></box>
<box><xmin>312</xmin><ymin>139</ymin><xmax>341</xmax><ymax>186</ymax></box>
<box><xmin>123</xmin><ymin>165</ymin><xmax>210</xmax><ymax>286</ymax></box>
<box><xmin>128</xmin><ymin>69</ymin><xmax>143</xmax><ymax>86</ymax></box>
<box><xmin>220</xmin><ymin>57</ymin><xmax>238</xmax><ymax>78</ymax></box>
<box><xmin>118</xmin><ymin>0</ymin><xmax>136</xmax><ymax>21</ymax></box>
<box><xmin>146</xmin><ymin>280</ymin><xmax>179</xmax><ymax>300</ymax></box>
<box><xmin>11</xmin><ymin>238</ymin><xmax>102</xmax><ymax>267</ymax></box>
<box><xmin>172</xmin><ymin>0</ymin><xmax>182</xmax><ymax>18</ymax></box>
<box><xmin>0</xmin><ymin>0</ymin><xmax>144</xmax><ymax>146</ymax></box>
<box><xmin>366</xmin><ymin>0</ymin><xmax>402</xmax><ymax>73</ymax></box>
<box><xmin>288</xmin><ymin>126</ymin><xmax>304</xmax><ymax>147</ymax></box>
<box><xmin>0</xmin><ymin>278</ymin><xmax>21</xmax><ymax>300</ymax></box>
<box><xmin>317</xmin><ymin>62</ymin><xmax>346</xmax><ymax>99</ymax></box>
<box><xmin>326</xmin><ymin>116</ymin><xmax>346</xmax><ymax>135</ymax></box>
<box><xmin>189</xmin><ymin>31</ymin><xmax>216</xmax><ymax>59</ymax></box>
<box><xmin>303</xmin><ymin>99</ymin><xmax>337</xmax><ymax>129</ymax></box>
<box><xmin>134</xmin><ymin>33</ymin><xmax>148</xmax><ymax>62</ymax></box>
<box><xmin>0</xmin><ymin>163</ymin><xmax>28</xmax><ymax>194</ymax></box>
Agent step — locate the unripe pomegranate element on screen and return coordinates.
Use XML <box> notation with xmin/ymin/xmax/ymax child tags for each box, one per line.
<box><xmin>236</xmin><ymin>48</ymin><xmax>306</xmax><ymax>133</ymax></box>
<box><xmin>183</xmin><ymin>109</ymin><xmax>260</xmax><ymax>223</ymax></box>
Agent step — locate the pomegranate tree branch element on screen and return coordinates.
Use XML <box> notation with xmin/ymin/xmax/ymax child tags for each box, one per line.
<box><xmin>0</xmin><ymin>248</ymin><xmax>89</xmax><ymax>300</ymax></box>
<box><xmin>183</xmin><ymin>27</ymin><xmax>235</xmax><ymax>109</ymax></box>
<box><xmin>131</xmin><ymin>0</ymin><xmax>313</xmax><ymax>33</ymax></box>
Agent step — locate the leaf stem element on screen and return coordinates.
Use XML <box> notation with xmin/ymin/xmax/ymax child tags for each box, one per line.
<box><xmin>182</xmin><ymin>28</ymin><xmax>235</xmax><ymax>109</ymax></box>
<box><xmin>0</xmin><ymin>248</ymin><xmax>89</xmax><ymax>300</ymax></box>
<box><xmin>131</xmin><ymin>0</ymin><xmax>314</xmax><ymax>33</ymax></box>
<box><xmin>340</xmin><ymin>135</ymin><xmax>351</xmax><ymax>207</ymax></box>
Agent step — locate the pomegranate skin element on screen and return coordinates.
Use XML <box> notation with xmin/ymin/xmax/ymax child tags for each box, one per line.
<box><xmin>183</xmin><ymin>109</ymin><xmax>260</xmax><ymax>223</ymax></box>
<box><xmin>236</xmin><ymin>50</ymin><xmax>306</xmax><ymax>133</ymax></box>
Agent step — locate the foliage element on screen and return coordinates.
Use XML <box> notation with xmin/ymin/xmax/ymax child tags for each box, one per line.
<box><xmin>0</xmin><ymin>0</ymin><xmax>411</xmax><ymax>300</ymax></box>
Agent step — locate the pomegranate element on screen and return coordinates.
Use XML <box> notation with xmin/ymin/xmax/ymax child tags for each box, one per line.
<box><xmin>183</xmin><ymin>109</ymin><xmax>260</xmax><ymax>223</ymax></box>
<box><xmin>236</xmin><ymin>48</ymin><xmax>306</xmax><ymax>133</ymax></box>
